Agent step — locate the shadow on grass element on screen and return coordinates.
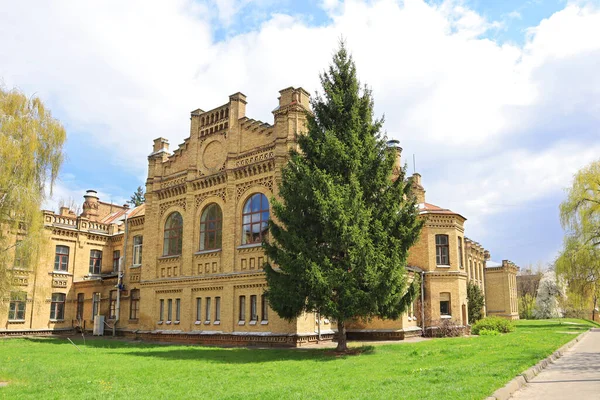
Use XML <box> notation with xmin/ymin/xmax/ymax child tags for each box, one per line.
<box><xmin>19</xmin><ymin>337</ymin><xmax>376</xmax><ymax>364</ymax></box>
<box><xmin>515</xmin><ymin>323</ymin><xmax>591</xmax><ymax>330</ymax></box>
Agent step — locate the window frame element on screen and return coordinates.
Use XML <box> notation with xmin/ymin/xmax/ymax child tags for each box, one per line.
<box><xmin>215</xmin><ymin>297</ymin><xmax>221</xmax><ymax>322</ymax></box>
<box><xmin>133</xmin><ymin>235</ymin><xmax>143</xmax><ymax>265</ymax></box>
<box><xmin>261</xmin><ymin>294</ymin><xmax>268</xmax><ymax>322</ymax></box>
<box><xmin>205</xmin><ymin>297</ymin><xmax>211</xmax><ymax>323</ymax></box>
<box><xmin>129</xmin><ymin>289</ymin><xmax>140</xmax><ymax>320</ymax></box>
<box><xmin>458</xmin><ymin>237</ymin><xmax>464</xmax><ymax>269</ymax></box>
<box><xmin>175</xmin><ymin>298</ymin><xmax>181</xmax><ymax>322</ymax></box>
<box><xmin>8</xmin><ymin>291</ymin><xmax>27</xmax><ymax>321</ymax></box>
<box><xmin>167</xmin><ymin>299</ymin><xmax>173</xmax><ymax>322</ymax></box>
<box><xmin>196</xmin><ymin>297</ymin><xmax>202</xmax><ymax>322</ymax></box>
<box><xmin>241</xmin><ymin>193</ymin><xmax>270</xmax><ymax>245</ymax></box>
<box><xmin>239</xmin><ymin>295</ymin><xmax>246</xmax><ymax>321</ymax></box>
<box><xmin>14</xmin><ymin>240</ymin><xmax>23</xmax><ymax>269</ymax></box>
<box><xmin>50</xmin><ymin>293</ymin><xmax>66</xmax><ymax>321</ymax></box>
<box><xmin>250</xmin><ymin>295</ymin><xmax>258</xmax><ymax>321</ymax></box>
<box><xmin>435</xmin><ymin>234</ymin><xmax>450</xmax><ymax>266</ymax></box>
<box><xmin>76</xmin><ymin>293</ymin><xmax>84</xmax><ymax>321</ymax></box>
<box><xmin>163</xmin><ymin>212</ymin><xmax>183</xmax><ymax>256</ymax></box>
<box><xmin>92</xmin><ymin>292</ymin><xmax>101</xmax><ymax>321</ymax></box>
<box><xmin>89</xmin><ymin>250</ymin><xmax>102</xmax><ymax>275</ymax></box>
<box><xmin>109</xmin><ymin>290</ymin><xmax>117</xmax><ymax>319</ymax></box>
<box><xmin>54</xmin><ymin>245</ymin><xmax>70</xmax><ymax>272</ymax></box>
<box><xmin>112</xmin><ymin>250</ymin><xmax>121</xmax><ymax>273</ymax></box>
<box><xmin>199</xmin><ymin>203</ymin><xmax>223</xmax><ymax>251</ymax></box>
<box><xmin>159</xmin><ymin>299</ymin><xmax>165</xmax><ymax>322</ymax></box>
<box><xmin>440</xmin><ymin>292</ymin><xmax>451</xmax><ymax>316</ymax></box>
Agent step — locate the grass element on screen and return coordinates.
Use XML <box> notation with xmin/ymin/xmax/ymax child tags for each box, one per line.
<box><xmin>0</xmin><ymin>319</ymin><xmax>594</xmax><ymax>400</ymax></box>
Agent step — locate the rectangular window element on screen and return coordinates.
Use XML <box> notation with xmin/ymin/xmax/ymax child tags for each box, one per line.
<box><xmin>129</xmin><ymin>289</ymin><xmax>140</xmax><ymax>320</ymax></box>
<box><xmin>196</xmin><ymin>298</ymin><xmax>202</xmax><ymax>321</ymax></box>
<box><xmin>205</xmin><ymin>297</ymin><xmax>211</xmax><ymax>322</ymax></box>
<box><xmin>175</xmin><ymin>298</ymin><xmax>181</xmax><ymax>321</ymax></box>
<box><xmin>54</xmin><ymin>245</ymin><xmax>69</xmax><ymax>272</ymax></box>
<box><xmin>215</xmin><ymin>297</ymin><xmax>221</xmax><ymax>322</ymax></box>
<box><xmin>133</xmin><ymin>236</ymin><xmax>143</xmax><ymax>265</ymax></box>
<box><xmin>109</xmin><ymin>290</ymin><xmax>117</xmax><ymax>319</ymax></box>
<box><xmin>50</xmin><ymin>293</ymin><xmax>66</xmax><ymax>320</ymax></box>
<box><xmin>440</xmin><ymin>292</ymin><xmax>451</xmax><ymax>316</ymax></box>
<box><xmin>167</xmin><ymin>299</ymin><xmax>173</xmax><ymax>321</ymax></box>
<box><xmin>159</xmin><ymin>299</ymin><xmax>164</xmax><ymax>321</ymax></box>
<box><xmin>77</xmin><ymin>293</ymin><xmax>85</xmax><ymax>320</ymax></box>
<box><xmin>112</xmin><ymin>250</ymin><xmax>121</xmax><ymax>273</ymax></box>
<box><xmin>261</xmin><ymin>294</ymin><xmax>268</xmax><ymax>322</ymax></box>
<box><xmin>8</xmin><ymin>292</ymin><xmax>26</xmax><ymax>321</ymax></box>
<box><xmin>250</xmin><ymin>295</ymin><xmax>257</xmax><ymax>321</ymax></box>
<box><xmin>89</xmin><ymin>250</ymin><xmax>102</xmax><ymax>274</ymax></box>
<box><xmin>435</xmin><ymin>234</ymin><xmax>450</xmax><ymax>265</ymax></box>
<box><xmin>92</xmin><ymin>293</ymin><xmax>100</xmax><ymax>320</ymax></box>
<box><xmin>14</xmin><ymin>240</ymin><xmax>23</xmax><ymax>269</ymax></box>
<box><xmin>458</xmin><ymin>237</ymin><xmax>464</xmax><ymax>269</ymax></box>
<box><xmin>239</xmin><ymin>296</ymin><xmax>246</xmax><ymax>321</ymax></box>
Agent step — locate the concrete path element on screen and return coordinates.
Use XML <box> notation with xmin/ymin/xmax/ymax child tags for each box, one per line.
<box><xmin>511</xmin><ymin>328</ymin><xmax>600</xmax><ymax>399</ymax></box>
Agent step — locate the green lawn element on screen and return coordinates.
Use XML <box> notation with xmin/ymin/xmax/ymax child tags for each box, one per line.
<box><xmin>0</xmin><ymin>319</ymin><xmax>595</xmax><ymax>400</ymax></box>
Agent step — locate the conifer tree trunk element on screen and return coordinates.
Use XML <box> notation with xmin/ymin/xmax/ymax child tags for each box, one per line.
<box><xmin>336</xmin><ymin>320</ymin><xmax>348</xmax><ymax>352</ymax></box>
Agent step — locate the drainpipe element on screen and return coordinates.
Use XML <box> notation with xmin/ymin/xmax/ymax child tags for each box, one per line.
<box><xmin>113</xmin><ymin>211</ymin><xmax>128</xmax><ymax>336</ymax></box>
<box><xmin>29</xmin><ymin>249</ymin><xmax>38</xmax><ymax>330</ymax></box>
<box><xmin>420</xmin><ymin>271</ymin><xmax>425</xmax><ymax>336</ymax></box>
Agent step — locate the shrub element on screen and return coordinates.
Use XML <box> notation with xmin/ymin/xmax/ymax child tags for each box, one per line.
<box><xmin>429</xmin><ymin>318</ymin><xmax>464</xmax><ymax>338</ymax></box>
<box><xmin>478</xmin><ymin>328</ymin><xmax>500</xmax><ymax>336</ymax></box>
<box><xmin>471</xmin><ymin>316</ymin><xmax>515</xmax><ymax>335</ymax></box>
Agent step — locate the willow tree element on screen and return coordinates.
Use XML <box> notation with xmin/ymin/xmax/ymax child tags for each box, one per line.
<box><xmin>0</xmin><ymin>87</ymin><xmax>66</xmax><ymax>296</ymax></box>
<box><xmin>556</xmin><ymin>236</ymin><xmax>600</xmax><ymax>321</ymax></box>
<box><xmin>263</xmin><ymin>43</ymin><xmax>423</xmax><ymax>352</ymax></box>
<box><xmin>558</xmin><ymin>160</ymin><xmax>600</xmax><ymax>320</ymax></box>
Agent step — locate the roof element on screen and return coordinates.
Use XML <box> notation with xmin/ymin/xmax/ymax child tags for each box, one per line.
<box><xmin>418</xmin><ymin>202</ymin><xmax>466</xmax><ymax>220</ymax></box>
<box><xmin>100</xmin><ymin>204</ymin><xmax>145</xmax><ymax>225</ymax></box>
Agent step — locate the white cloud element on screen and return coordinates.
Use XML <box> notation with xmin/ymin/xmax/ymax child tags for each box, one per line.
<box><xmin>507</xmin><ymin>11</ymin><xmax>522</xmax><ymax>20</ymax></box>
<box><xmin>2</xmin><ymin>0</ymin><xmax>600</xmax><ymax>264</ymax></box>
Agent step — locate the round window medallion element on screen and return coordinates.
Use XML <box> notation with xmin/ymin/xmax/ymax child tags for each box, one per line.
<box><xmin>202</xmin><ymin>140</ymin><xmax>226</xmax><ymax>171</ymax></box>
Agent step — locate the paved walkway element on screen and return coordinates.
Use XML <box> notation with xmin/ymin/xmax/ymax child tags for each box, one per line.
<box><xmin>511</xmin><ymin>328</ymin><xmax>600</xmax><ymax>399</ymax></box>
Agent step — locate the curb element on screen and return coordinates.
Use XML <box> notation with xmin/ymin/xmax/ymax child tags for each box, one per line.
<box><xmin>485</xmin><ymin>329</ymin><xmax>590</xmax><ymax>400</ymax></box>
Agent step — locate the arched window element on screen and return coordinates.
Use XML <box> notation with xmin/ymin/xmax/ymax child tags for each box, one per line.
<box><xmin>163</xmin><ymin>212</ymin><xmax>183</xmax><ymax>256</ymax></box>
<box><xmin>200</xmin><ymin>203</ymin><xmax>222</xmax><ymax>251</ymax></box>
<box><xmin>242</xmin><ymin>193</ymin><xmax>269</xmax><ymax>244</ymax></box>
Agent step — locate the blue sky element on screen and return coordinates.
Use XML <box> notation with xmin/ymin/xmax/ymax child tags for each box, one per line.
<box><xmin>1</xmin><ymin>0</ymin><xmax>599</xmax><ymax>269</ymax></box>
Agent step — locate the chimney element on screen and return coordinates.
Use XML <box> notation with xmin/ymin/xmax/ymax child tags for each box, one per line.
<box><xmin>229</xmin><ymin>92</ymin><xmax>247</xmax><ymax>121</ymax></box>
<box><xmin>81</xmin><ymin>190</ymin><xmax>100</xmax><ymax>220</ymax></box>
<box><xmin>152</xmin><ymin>137</ymin><xmax>169</xmax><ymax>154</ymax></box>
<box><xmin>386</xmin><ymin>140</ymin><xmax>402</xmax><ymax>180</ymax></box>
<box><xmin>411</xmin><ymin>173</ymin><xmax>426</xmax><ymax>204</ymax></box>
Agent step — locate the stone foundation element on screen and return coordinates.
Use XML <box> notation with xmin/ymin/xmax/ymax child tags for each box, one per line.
<box><xmin>115</xmin><ymin>330</ymin><xmax>335</xmax><ymax>347</ymax></box>
<box><xmin>346</xmin><ymin>327</ymin><xmax>423</xmax><ymax>341</ymax></box>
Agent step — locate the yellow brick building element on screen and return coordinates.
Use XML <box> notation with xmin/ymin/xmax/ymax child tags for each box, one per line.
<box><xmin>1</xmin><ymin>87</ymin><xmax>518</xmax><ymax>343</ymax></box>
<box><xmin>484</xmin><ymin>260</ymin><xmax>519</xmax><ymax>320</ymax></box>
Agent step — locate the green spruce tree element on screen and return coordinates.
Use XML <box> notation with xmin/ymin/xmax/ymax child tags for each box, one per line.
<box><xmin>128</xmin><ymin>186</ymin><xmax>145</xmax><ymax>207</ymax></box>
<box><xmin>263</xmin><ymin>43</ymin><xmax>423</xmax><ymax>352</ymax></box>
<box><xmin>467</xmin><ymin>281</ymin><xmax>485</xmax><ymax>324</ymax></box>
